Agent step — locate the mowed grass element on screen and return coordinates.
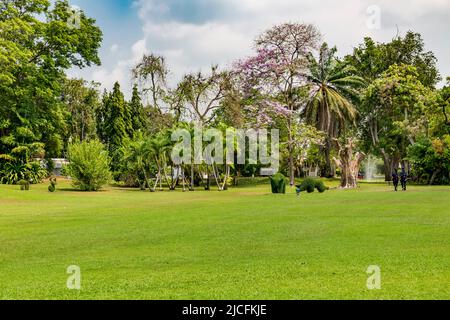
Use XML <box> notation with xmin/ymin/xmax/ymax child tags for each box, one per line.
<box><xmin>0</xmin><ymin>179</ymin><xmax>449</xmax><ymax>300</ymax></box>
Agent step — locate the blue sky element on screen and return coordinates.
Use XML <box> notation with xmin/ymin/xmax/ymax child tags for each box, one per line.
<box><xmin>67</xmin><ymin>0</ymin><xmax>450</xmax><ymax>98</ymax></box>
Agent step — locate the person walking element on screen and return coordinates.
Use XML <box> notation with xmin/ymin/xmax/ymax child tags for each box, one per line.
<box><xmin>400</xmin><ymin>169</ymin><xmax>408</xmax><ymax>191</ymax></box>
<box><xmin>392</xmin><ymin>170</ymin><xmax>399</xmax><ymax>192</ymax></box>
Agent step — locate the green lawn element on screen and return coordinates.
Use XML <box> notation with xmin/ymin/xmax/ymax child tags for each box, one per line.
<box><xmin>0</xmin><ymin>180</ymin><xmax>449</xmax><ymax>300</ymax></box>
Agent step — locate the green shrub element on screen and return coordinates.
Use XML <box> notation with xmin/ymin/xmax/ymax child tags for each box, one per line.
<box><xmin>26</xmin><ymin>161</ymin><xmax>48</xmax><ymax>184</ymax></box>
<box><xmin>65</xmin><ymin>140</ymin><xmax>111</xmax><ymax>191</ymax></box>
<box><xmin>299</xmin><ymin>177</ymin><xmax>316</xmax><ymax>193</ymax></box>
<box><xmin>1</xmin><ymin>162</ymin><xmax>27</xmax><ymax>184</ymax></box>
<box><xmin>270</xmin><ymin>173</ymin><xmax>286</xmax><ymax>194</ymax></box>
<box><xmin>315</xmin><ymin>180</ymin><xmax>327</xmax><ymax>193</ymax></box>
<box><xmin>48</xmin><ymin>177</ymin><xmax>57</xmax><ymax>192</ymax></box>
<box><xmin>18</xmin><ymin>179</ymin><xmax>30</xmax><ymax>191</ymax></box>
<box><xmin>297</xmin><ymin>178</ymin><xmax>328</xmax><ymax>194</ymax></box>
<box><xmin>1</xmin><ymin>161</ymin><xmax>47</xmax><ymax>185</ymax></box>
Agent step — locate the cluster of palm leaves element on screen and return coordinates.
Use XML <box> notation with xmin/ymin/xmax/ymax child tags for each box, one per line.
<box><xmin>0</xmin><ymin>161</ymin><xmax>48</xmax><ymax>185</ymax></box>
<box><xmin>120</xmin><ymin>126</ymin><xmax>234</xmax><ymax>192</ymax></box>
<box><xmin>121</xmin><ymin>133</ymin><xmax>174</xmax><ymax>191</ymax></box>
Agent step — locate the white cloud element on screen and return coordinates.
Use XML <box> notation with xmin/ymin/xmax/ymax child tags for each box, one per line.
<box><xmin>109</xmin><ymin>43</ymin><xmax>119</xmax><ymax>53</ymax></box>
<box><xmin>88</xmin><ymin>38</ymin><xmax>150</xmax><ymax>97</ymax></box>
<box><xmin>141</xmin><ymin>21</ymin><xmax>250</xmax><ymax>81</ymax></box>
<box><xmin>374</xmin><ymin>0</ymin><xmax>450</xmax><ymax>21</ymax></box>
<box><xmin>71</xmin><ymin>0</ymin><xmax>450</xmax><ymax>97</ymax></box>
<box><xmin>133</xmin><ymin>0</ymin><xmax>450</xmax><ymax>85</ymax></box>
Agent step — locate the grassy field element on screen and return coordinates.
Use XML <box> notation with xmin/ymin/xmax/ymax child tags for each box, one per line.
<box><xmin>0</xmin><ymin>179</ymin><xmax>449</xmax><ymax>300</ymax></box>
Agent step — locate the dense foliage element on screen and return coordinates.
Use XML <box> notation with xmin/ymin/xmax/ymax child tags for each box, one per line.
<box><xmin>0</xmin><ymin>0</ymin><xmax>102</xmax><ymax>185</ymax></box>
<box><xmin>1</xmin><ymin>1</ymin><xmax>449</xmax><ymax>190</ymax></box>
<box><xmin>65</xmin><ymin>140</ymin><xmax>111</xmax><ymax>191</ymax></box>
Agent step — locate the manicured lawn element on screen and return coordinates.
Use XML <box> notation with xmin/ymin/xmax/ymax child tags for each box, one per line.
<box><xmin>0</xmin><ymin>180</ymin><xmax>449</xmax><ymax>300</ymax></box>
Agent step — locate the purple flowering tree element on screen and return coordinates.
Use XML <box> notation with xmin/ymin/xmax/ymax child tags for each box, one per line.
<box><xmin>234</xmin><ymin>23</ymin><xmax>321</xmax><ymax>185</ymax></box>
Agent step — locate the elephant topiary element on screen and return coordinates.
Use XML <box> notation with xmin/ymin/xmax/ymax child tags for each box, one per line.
<box><xmin>296</xmin><ymin>178</ymin><xmax>329</xmax><ymax>194</ymax></box>
<box><xmin>270</xmin><ymin>173</ymin><xmax>286</xmax><ymax>194</ymax></box>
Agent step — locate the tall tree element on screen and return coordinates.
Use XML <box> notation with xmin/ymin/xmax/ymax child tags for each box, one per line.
<box><xmin>304</xmin><ymin>43</ymin><xmax>365</xmax><ymax>177</ymax></box>
<box><xmin>234</xmin><ymin>22</ymin><xmax>321</xmax><ymax>186</ymax></box>
<box><xmin>132</xmin><ymin>53</ymin><xmax>169</xmax><ymax>114</ymax></box>
<box><xmin>129</xmin><ymin>85</ymin><xmax>145</xmax><ymax>134</ymax></box>
<box><xmin>62</xmin><ymin>78</ymin><xmax>100</xmax><ymax>143</ymax></box>
<box><xmin>345</xmin><ymin>31</ymin><xmax>440</xmax><ymax>88</ymax></box>
<box><xmin>0</xmin><ymin>0</ymin><xmax>102</xmax><ymax>158</ymax></box>
<box><xmin>346</xmin><ymin>31</ymin><xmax>441</xmax><ymax>180</ymax></box>
<box><xmin>440</xmin><ymin>78</ymin><xmax>450</xmax><ymax>127</ymax></box>
<box><xmin>96</xmin><ymin>89</ymin><xmax>109</xmax><ymax>144</ymax></box>
<box><xmin>178</xmin><ymin>66</ymin><xmax>229</xmax><ymax>125</ymax></box>
<box><xmin>105</xmin><ymin>82</ymin><xmax>130</xmax><ymax>170</ymax></box>
<box><xmin>362</xmin><ymin>64</ymin><xmax>435</xmax><ymax>180</ymax></box>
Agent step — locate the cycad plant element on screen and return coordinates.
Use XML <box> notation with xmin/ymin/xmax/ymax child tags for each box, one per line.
<box><xmin>1</xmin><ymin>162</ymin><xmax>28</xmax><ymax>184</ymax></box>
<box><xmin>304</xmin><ymin>42</ymin><xmax>365</xmax><ymax>177</ymax></box>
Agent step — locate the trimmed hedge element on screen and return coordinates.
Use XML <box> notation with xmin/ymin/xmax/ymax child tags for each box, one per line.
<box><xmin>297</xmin><ymin>178</ymin><xmax>328</xmax><ymax>194</ymax></box>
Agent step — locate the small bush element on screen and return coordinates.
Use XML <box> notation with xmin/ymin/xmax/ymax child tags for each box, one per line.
<box><xmin>26</xmin><ymin>161</ymin><xmax>48</xmax><ymax>184</ymax></box>
<box><xmin>65</xmin><ymin>140</ymin><xmax>111</xmax><ymax>191</ymax></box>
<box><xmin>18</xmin><ymin>179</ymin><xmax>30</xmax><ymax>191</ymax></box>
<box><xmin>48</xmin><ymin>177</ymin><xmax>57</xmax><ymax>192</ymax></box>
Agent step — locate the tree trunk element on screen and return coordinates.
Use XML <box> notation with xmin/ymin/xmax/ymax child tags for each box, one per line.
<box><xmin>190</xmin><ymin>165</ymin><xmax>195</xmax><ymax>191</ymax></box>
<box><xmin>288</xmin><ymin>125</ymin><xmax>295</xmax><ymax>187</ymax></box>
<box><xmin>381</xmin><ymin>150</ymin><xmax>400</xmax><ymax>182</ymax></box>
<box><xmin>429</xmin><ymin>169</ymin><xmax>440</xmax><ymax>185</ymax></box>
<box><xmin>324</xmin><ymin>137</ymin><xmax>335</xmax><ymax>178</ymax></box>
<box><xmin>333</xmin><ymin>138</ymin><xmax>365</xmax><ymax>189</ymax></box>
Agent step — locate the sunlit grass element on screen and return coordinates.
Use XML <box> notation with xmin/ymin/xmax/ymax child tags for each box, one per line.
<box><xmin>0</xmin><ymin>179</ymin><xmax>449</xmax><ymax>300</ymax></box>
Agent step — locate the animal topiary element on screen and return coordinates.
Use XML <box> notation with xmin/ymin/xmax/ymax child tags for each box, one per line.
<box><xmin>48</xmin><ymin>177</ymin><xmax>57</xmax><ymax>192</ymax></box>
<box><xmin>18</xmin><ymin>179</ymin><xmax>30</xmax><ymax>191</ymax></box>
<box><xmin>299</xmin><ymin>177</ymin><xmax>316</xmax><ymax>193</ymax></box>
<box><xmin>314</xmin><ymin>180</ymin><xmax>327</xmax><ymax>193</ymax></box>
<box><xmin>270</xmin><ymin>173</ymin><xmax>286</xmax><ymax>194</ymax></box>
<box><xmin>297</xmin><ymin>178</ymin><xmax>328</xmax><ymax>194</ymax></box>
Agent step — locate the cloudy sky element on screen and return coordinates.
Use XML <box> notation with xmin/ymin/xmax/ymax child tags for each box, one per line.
<box><xmin>68</xmin><ymin>0</ymin><xmax>450</xmax><ymax>98</ymax></box>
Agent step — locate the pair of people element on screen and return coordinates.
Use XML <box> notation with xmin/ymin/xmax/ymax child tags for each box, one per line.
<box><xmin>392</xmin><ymin>169</ymin><xmax>408</xmax><ymax>191</ymax></box>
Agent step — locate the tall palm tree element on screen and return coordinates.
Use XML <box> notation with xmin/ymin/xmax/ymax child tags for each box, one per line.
<box><xmin>304</xmin><ymin>43</ymin><xmax>365</xmax><ymax>177</ymax></box>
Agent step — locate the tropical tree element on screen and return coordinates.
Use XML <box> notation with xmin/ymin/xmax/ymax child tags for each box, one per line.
<box><xmin>0</xmin><ymin>0</ymin><xmax>102</xmax><ymax>158</ymax></box>
<box><xmin>362</xmin><ymin>64</ymin><xmax>435</xmax><ymax>180</ymax></box>
<box><xmin>132</xmin><ymin>53</ymin><xmax>169</xmax><ymax>114</ymax></box>
<box><xmin>234</xmin><ymin>22</ymin><xmax>321</xmax><ymax>186</ymax></box>
<box><xmin>120</xmin><ymin>135</ymin><xmax>155</xmax><ymax>191</ymax></box>
<box><xmin>345</xmin><ymin>31</ymin><xmax>440</xmax><ymax>88</ymax></box>
<box><xmin>178</xmin><ymin>66</ymin><xmax>229</xmax><ymax>125</ymax></box>
<box><xmin>282</xmin><ymin>123</ymin><xmax>325</xmax><ymax>178</ymax></box>
<box><xmin>62</xmin><ymin>78</ymin><xmax>100</xmax><ymax>143</ymax></box>
<box><xmin>304</xmin><ymin>43</ymin><xmax>365</xmax><ymax>177</ymax></box>
<box><xmin>407</xmin><ymin>136</ymin><xmax>450</xmax><ymax>185</ymax></box>
<box><xmin>148</xmin><ymin>133</ymin><xmax>173</xmax><ymax>191</ymax></box>
<box><xmin>439</xmin><ymin>77</ymin><xmax>450</xmax><ymax>128</ymax></box>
